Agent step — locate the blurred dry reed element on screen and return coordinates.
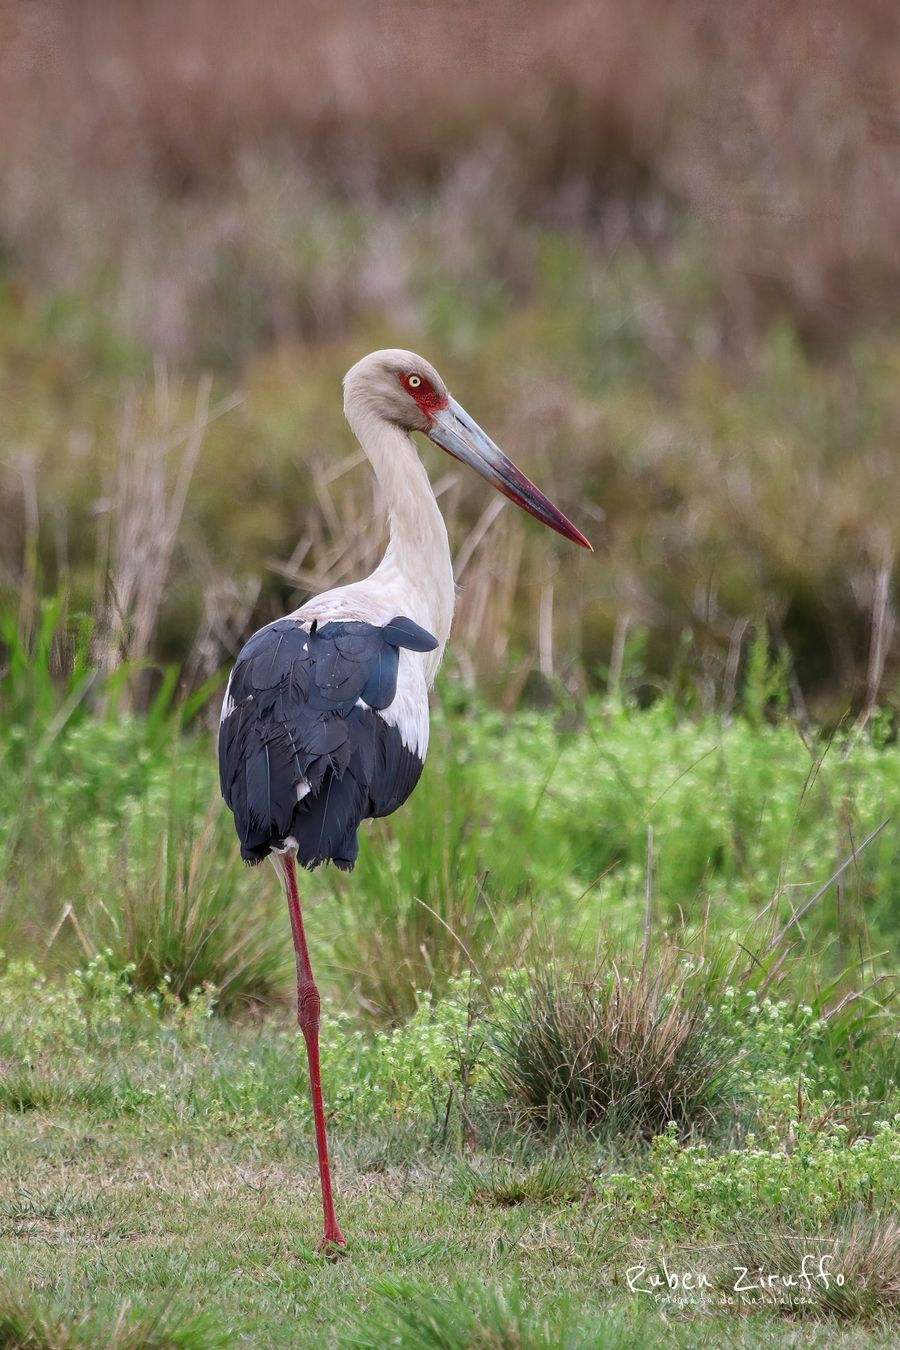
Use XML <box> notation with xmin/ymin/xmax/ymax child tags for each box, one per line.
<box><xmin>1</xmin><ymin>0</ymin><xmax>898</xmax><ymax>341</ymax></box>
<box><xmin>0</xmin><ymin>0</ymin><xmax>898</xmax><ymax>713</ymax></box>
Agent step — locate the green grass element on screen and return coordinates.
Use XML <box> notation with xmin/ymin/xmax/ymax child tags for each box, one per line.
<box><xmin>0</xmin><ymin>949</ymin><xmax>897</xmax><ymax>1346</ymax></box>
<box><xmin>3</xmin><ymin>606</ymin><xmax>900</xmax><ymax>1016</ymax></box>
<box><xmin>1</xmin><ymin>619</ymin><xmax>899</xmax><ymax>1343</ymax></box>
<box><xmin>3</xmin><ymin>689</ymin><xmax>899</xmax><ymax>1013</ymax></box>
<box><xmin>0</xmin><ymin>1281</ymin><xmax>230</xmax><ymax>1350</ymax></box>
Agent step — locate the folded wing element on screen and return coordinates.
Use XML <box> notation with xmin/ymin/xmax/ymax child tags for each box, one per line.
<box><xmin>218</xmin><ymin>616</ymin><xmax>437</xmax><ymax>870</ymax></box>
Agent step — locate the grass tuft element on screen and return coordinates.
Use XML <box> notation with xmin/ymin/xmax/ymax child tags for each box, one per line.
<box><xmin>96</xmin><ymin>798</ymin><xmax>292</xmax><ymax>1016</ymax></box>
<box><xmin>488</xmin><ymin>955</ymin><xmax>737</xmax><ymax>1138</ymax></box>
<box><xmin>0</xmin><ymin>1072</ymin><xmax>116</xmax><ymax>1115</ymax></box>
<box><xmin>339</xmin><ymin>1279</ymin><xmax>653</xmax><ymax>1350</ymax></box>
<box><xmin>0</xmin><ymin>1280</ymin><xmax>234</xmax><ymax>1349</ymax></box>
<box><xmin>456</xmin><ymin>1150</ymin><xmax>587</xmax><ymax>1209</ymax></box>
<box><xmin>724</xmin><ymin>1211</ymin><xmax>900</xmax><ymax>1324</ymax></box>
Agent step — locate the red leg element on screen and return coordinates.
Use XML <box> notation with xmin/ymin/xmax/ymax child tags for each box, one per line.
<box><xmin>279</xmin><ymin>852</ymin><xmax>346</xmax><ymax>1250</ymax></box>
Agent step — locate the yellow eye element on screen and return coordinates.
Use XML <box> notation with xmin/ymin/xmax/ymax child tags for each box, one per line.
<box><xmin>408</xmin><ymin>375</ymin><xmax>422</xmax><ymax>388</ymax></box>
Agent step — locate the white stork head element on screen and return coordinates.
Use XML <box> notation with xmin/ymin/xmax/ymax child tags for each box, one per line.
<box><xmin>344</xmin><ymin>348</ymin><xmax>592</xmax><ymax>550</ymax></box>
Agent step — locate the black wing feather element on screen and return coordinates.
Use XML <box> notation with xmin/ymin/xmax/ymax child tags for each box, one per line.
<box><xmin>362</xmin><ymin>644</ymin><xmax>400</xmax><ymax>710</ymax></box>
<box><xmin>382</xmin><ymin>616</ymin><xmax>440</xmax><ymax>653</ymax></box>
<box><xmin>219</xmin><ymin>615</ymin><xmax>434</xmax><ymax>869</ymax></box>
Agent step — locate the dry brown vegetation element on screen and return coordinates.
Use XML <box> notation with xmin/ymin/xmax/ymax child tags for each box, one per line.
<box><xmin>0</xmin><ymin>1</ymin><xmax>899</xmax><ymax>712</ymax></box>
<box><xmin>3</xmin><ymin>0</ymin><xmax>898</xmax><ymax>338</ymax></box>
<box><xmin>724</xmin><ymin>1214</ymin><xmax>900</xmax><ymax>1321</ymax></box>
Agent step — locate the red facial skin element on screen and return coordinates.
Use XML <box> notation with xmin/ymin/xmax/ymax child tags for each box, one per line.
<box><xmin>399</xmin><ymin>372</ymin><xmax>449</xmax><ymax>417</ymax></box>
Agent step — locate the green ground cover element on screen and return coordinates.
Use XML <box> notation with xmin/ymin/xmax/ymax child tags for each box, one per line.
<box><xmin>0</xmin><ymin>952</ymin><xmax>896</xmax><ymax>1347</ymax></box>
<box><xmin>1</xmin><ymin>663</ymin><xmax>897</xmax><ymax>1345</ymax></box>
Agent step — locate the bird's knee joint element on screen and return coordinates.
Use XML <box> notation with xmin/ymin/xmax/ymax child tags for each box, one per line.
<box><xmin>297</xmin><ymin>980</ymin><xmax>321</xmax><ymax>1035</ymax></box>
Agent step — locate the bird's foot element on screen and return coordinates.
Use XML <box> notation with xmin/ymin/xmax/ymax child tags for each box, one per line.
<box><xmin>316</xmin><ymin>1224</ymin><xmax>348</xmax><ymax>1260</ymax></box>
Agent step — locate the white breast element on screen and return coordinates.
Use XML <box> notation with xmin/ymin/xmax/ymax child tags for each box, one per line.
<box><xmin>376</xmin><ymin>648</ymin><xmax>430</xmax><ymax>760</ymax></box>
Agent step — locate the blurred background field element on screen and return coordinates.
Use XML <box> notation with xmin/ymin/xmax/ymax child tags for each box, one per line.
<box><xmin>1</xmin><ymin>0</ymin><xmax>899</xmax><ymax>1000</ymax></box>
<box><xmin>1</xmin><ymin>0</ymin><xmax>899</xmax><ymax>716</ymax></box>
<box><xmin>1</xmin><ymin>5</ymin><xmax>900</xmax><ymax>1344</ymax></box>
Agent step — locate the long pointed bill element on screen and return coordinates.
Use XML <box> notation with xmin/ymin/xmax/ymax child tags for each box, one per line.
<box><xmin>426</xmin><ymin>397</ymin><xmax>592</xmax><ymax>550</ymax></box>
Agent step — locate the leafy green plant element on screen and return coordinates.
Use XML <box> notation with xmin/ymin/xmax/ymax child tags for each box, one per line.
<box><xmin>0</xmin><ymin>599</ymin><xmax>95</xmax><ymax>735</ymax></box>
<box><xmin>743</xmin><ymin>625</ymin><xmax>792</xmax><ymax>728</ymax></box>
<box><xmin>715</xmin><ymin>983</ymin><xmax>899</xmax><ymax>1133</ymax></box>
<box><xmin>0</xmin><ymin>601</ymin><xmax>279</xmax><ymax>1011</ymax></box>
<box><xmin>610</xmin><ymin>1117</ymin><xmax>900</xmax><ymax>1240</ymax></box>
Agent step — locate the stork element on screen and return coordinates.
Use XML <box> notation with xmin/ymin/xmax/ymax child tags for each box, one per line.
<box><xmin>218</xmin><ymin>349</ymin><xmax>591</xmax><ymax>1250</ymax></box>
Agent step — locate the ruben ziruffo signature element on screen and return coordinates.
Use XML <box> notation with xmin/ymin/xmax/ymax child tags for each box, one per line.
<box><xmin>626</xmin><ymin>1253</ymin><xmax>846</xmax><ymax>1296</ymax></box>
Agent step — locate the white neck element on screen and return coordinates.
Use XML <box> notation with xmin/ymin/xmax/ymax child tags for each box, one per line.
<box><xmin>349</xmin><ymin>405</ymin><xmax>456</xmax><ymax>650</ymax></box>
